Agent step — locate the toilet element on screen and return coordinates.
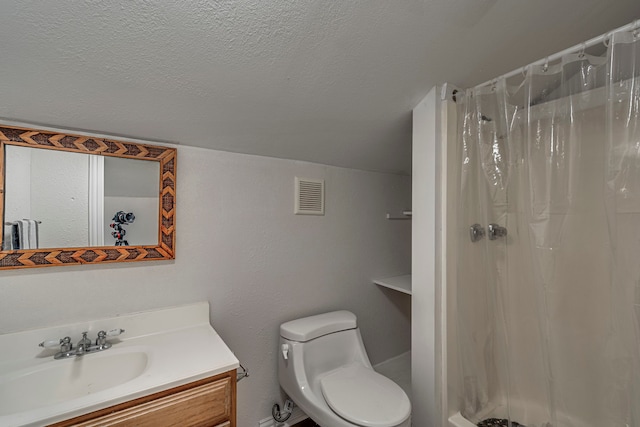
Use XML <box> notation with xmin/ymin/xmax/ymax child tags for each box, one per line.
<box><xmin>278</xmin><ymin>311</ymin><xmax>411</xmax><ymax>427</ymax></box>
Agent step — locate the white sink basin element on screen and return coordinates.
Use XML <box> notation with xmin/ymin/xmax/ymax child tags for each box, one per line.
<box><xmin>0</xmin><ymin>302</ymin><xmax>239</xmax><ymax>427</ymax></box>
<box><xmin>0</xmin><ymin>349</ymin><xmax>148</xmax><ymax>416</ymax></box>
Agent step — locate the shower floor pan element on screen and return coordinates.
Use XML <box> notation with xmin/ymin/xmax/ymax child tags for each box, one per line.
<box><xmin>448</xmin><ymin>399</ymin><xmax>586</xmax><ymax>427</ymax></box>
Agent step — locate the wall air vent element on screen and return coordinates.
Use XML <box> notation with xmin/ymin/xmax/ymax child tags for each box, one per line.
<box><xmin>294</xmin><ymin>177</ymin><xmax>325</xmax><ymax>215</ymax></box>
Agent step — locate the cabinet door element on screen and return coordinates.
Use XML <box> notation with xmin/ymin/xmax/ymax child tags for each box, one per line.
<box><xmin>72</xmin><ymin>377</ymin><xmax>232</xmax><ymax>427</ymax></box>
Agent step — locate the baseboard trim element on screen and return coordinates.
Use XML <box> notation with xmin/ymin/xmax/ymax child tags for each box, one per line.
<box><xmin>258</xmin><ymin>406</ymin><xmax>309</xmax><ymax>427</ymax></box>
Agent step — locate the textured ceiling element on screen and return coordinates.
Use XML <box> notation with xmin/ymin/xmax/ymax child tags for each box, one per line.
<box><xmin>1</xmin><ymin>1</ymin><xmax>639</xmax><ymax>175</ymax></box>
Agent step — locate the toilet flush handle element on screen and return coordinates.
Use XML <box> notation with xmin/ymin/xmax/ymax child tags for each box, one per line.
<box><xmin>281</xmin><ymin>344</ymin><xmax>290</xmax><ymax>360</ymax></box>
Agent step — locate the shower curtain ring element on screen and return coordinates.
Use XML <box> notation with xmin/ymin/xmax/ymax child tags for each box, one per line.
<box><xmin>578</xmin><ymin>43</ymin><xmax>586</xmax><ymax>58</ymax></box>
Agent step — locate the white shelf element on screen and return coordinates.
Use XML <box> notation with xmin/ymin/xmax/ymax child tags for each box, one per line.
<box><xmin>373</xmin><ymin>274</ymin><xmax>412</xmax><ymax>295</ymax></box>
<box><xmin>385</xmin><ymin>210</ymin><xmax>412</xmax><ymax>220</ymax></box>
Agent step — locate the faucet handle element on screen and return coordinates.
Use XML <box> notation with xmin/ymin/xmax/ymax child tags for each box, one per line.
<box><xmin>39</xmin><ymin>336</ymin><xmax>71</xmax><ymax>348</ymax></box>
<box><xmin>40</xmin><ymin>336</ymin><xmax>72</xmax><ymax>352</ymax></box>
<box><xmin>96</xmin><ymin>330</ymin><xmax>108</xmax><ymax>346</ymax></box>
<box><xmin>94</xmin><ymin>329</ymin><xmax>124</xmax><ymax>349</ymax></box>
<box><xmin>39</xmin><ymin>339</ymin><xmax>62</xmax><ymax>349</ymax></box>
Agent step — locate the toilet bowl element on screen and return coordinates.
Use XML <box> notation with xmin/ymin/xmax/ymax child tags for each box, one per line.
<box><xmin>278</xmin><ymin>311</ymin><xmax>411</xmax><ymax>427</ymax></box>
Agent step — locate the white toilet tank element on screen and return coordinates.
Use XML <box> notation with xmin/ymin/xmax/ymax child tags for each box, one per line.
<box><xmin>280</xmin><ymin>311</ymin><xmax>357</xmax><ymax>343</ymax></box>
<box><xmin>279</xmin><ymin>311</ymin><xmax>372</xmax><ymax>388</ymax></box>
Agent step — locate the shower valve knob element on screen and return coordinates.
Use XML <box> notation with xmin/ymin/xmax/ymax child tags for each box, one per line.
<box><xmin>470</xmin><ymin>224</ymin><xmax>485</xmax><ymax>242</ymax></box>
<box><xmin>488</xmin><ymin>223</ymin><xmax>508</xmax><ymax>240</ymax></box>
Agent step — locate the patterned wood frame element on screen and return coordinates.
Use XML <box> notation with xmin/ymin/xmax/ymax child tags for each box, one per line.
<box><xmin>0</xmin><ymin>125</ymin><xmax>176</xmax><ymax>269</ymax></box>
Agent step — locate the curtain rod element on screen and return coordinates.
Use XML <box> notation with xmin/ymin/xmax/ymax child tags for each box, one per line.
<box><xmin>474</xmin><ymin>19</ymin><xmax>640</xmax><ymax>90</ymax></box>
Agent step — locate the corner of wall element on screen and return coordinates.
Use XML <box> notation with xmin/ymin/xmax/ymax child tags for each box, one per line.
<box><xmin>411</xmin><ymin>85</ymin><xmax>441</xmax><ymax>427</ymax></box>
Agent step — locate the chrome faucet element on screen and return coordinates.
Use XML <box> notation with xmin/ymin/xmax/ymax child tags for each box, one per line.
<box><xmin>39</xmin><ymin>329</ymin><xmax>125</xmax><ymax>359</ymax></box>
<box><xmin>75</xmin><ymin>332</ymin><xmax>92</xmax><ymax>356</ymax></box>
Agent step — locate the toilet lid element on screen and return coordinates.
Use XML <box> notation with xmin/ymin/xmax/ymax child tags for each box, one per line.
<box><xmin>320</xmin><ymin>364</ymin><xmax>411</xmax><ymax>427</ymax></box>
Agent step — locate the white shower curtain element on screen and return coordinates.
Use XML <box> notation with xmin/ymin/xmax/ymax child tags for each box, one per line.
<box><xmin>455</xmin><ymin>27</ymin><xmax>640</xmax><ymax>427</ymax></box>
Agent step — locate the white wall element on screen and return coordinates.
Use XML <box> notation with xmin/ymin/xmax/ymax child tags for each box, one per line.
<box><xmin>0</xmin><ymin>145</ymin><xmax>411</xmax><ymax>426</ymax></box>
<box><xmin>412</xmin><ymin>86</ymin><xmax>443</xmax><ymax>427</ymax></box>
<box><xmin>30</xmin><ymin>148</ymin><xmax>89</xmax><ymax>248</ymax></box>
<box><xmin>3</xmin><ymin>146</ymin><xmax>32</xmax><ymax>249</ymax></box>
<box><xmin>104</xmin><ymin>157</ymin><xmax>159</xmax><ymax>246</ymax></box>
<box><xmin>443</xmin><ymin>98</ymin><xmax>460</xmax><ymax>423</ymax></box>
<box><xmin>4</xmin><ymin>146</ymin><xmax>90</xmax><ymax>248</ymax></box>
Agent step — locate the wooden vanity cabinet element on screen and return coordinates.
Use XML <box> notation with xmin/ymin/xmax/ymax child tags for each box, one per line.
<box><xmin>49</xmin><ymin>370</ymin><xmax>236</xmax><ymax>427</ymax></box>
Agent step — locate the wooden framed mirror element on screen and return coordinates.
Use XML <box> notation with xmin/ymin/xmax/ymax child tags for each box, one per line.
<box><xmin>0</xmin><ymin>125</ymin><xmax>176</xmax><ymax>269</ymax></box>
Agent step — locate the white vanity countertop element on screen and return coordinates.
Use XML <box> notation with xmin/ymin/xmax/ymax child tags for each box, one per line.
<box><xmin>0</xmin><ymin>302</ymin><xmax>239</xmax><ymax>427</ymax></box>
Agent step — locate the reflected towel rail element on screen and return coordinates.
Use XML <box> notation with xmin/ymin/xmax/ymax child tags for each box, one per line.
<box><xmin>5</xmin><ymin>220</ymin><xmax>42</xmax><ymax>225</ymax></box>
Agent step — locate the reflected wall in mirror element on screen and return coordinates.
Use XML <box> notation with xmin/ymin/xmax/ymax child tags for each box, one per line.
<box><xmin>4</xmin><ymin>147</ymin><xmax>160</xmax><ymax>248</ymax></box>
<box><xmin>0</xmin><ymin>125</ymin><xmax>176</xmax><ymax>269</ymax></box>
<box><xmin>103</xmin><ymin>157</ymin><xmax>160</xmax><ymax>247</ymax></box>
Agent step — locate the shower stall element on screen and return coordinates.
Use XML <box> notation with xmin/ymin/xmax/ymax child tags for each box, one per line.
<box><xmin>445</xmin><ymin>23</ymin><xmax>640</xmax><ymax>427</ymax></box>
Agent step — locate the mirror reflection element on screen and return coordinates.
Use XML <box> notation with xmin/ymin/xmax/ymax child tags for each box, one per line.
<box><xmin>3</xmin><ymin>146</ymin><xmax>159</xmax><ymax>250</ymax></box>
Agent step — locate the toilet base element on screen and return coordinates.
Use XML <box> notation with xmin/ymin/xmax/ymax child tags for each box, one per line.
<box><xmin>285</xmin><ymin>390</ymin><xmax>411</xmax><ymax>427</ymax></box>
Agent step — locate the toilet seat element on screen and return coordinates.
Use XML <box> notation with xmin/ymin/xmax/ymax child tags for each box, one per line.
<box><xmin>320</xmin><ymin>363</ymin><xmax>411</xmax><ymax>427</ymax></box>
